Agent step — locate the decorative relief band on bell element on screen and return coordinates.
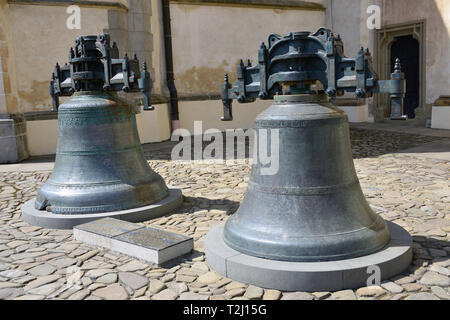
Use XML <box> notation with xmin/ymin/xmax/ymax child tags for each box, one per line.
<box><xmin>45</xmin><ymin>180</ymin><xmax>124</xmax><ymax>189</ymax></box>
<box><xmin>36</xmin><ymin>204</ymin><xmax>143</xmax><ymax>215</ymax></box>
<box><xmin>247</xmin><ymin>180</ymin><xmax>360</xmax><ymax>196</ymax></box>
<box><xmin>58</xmin><ymin>116</ymin><xmax>134</xmax><ymax>127</ymax></box>
<box><xmin>56</xmin><ymin>145</ymin><xmax>141</xmax><ymax>156</ymax></box>
<box><xmin>274</xmin><ymin>94</ymin><xmax>329</xmax><ymax>104</ymax></box>
<box><xmin>41</xmin><ymin>182</ymin><xmax>165</xmax><ymax>193</ymax></box>
<box><xmin>255</xmin><ymin>116</ymin><xmax>346</xmax><ymax>128</ymax></box>
<box><xmin>57</xmin><ymin>106</ymin><xmax>135</xmax><ymax>114</ymax></box>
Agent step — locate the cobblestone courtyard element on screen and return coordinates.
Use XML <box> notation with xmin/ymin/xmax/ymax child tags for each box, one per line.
<box><xmin>0</xmin><ymin>125</ymin><xmax>449</xmax><ymax>300</ymax></box>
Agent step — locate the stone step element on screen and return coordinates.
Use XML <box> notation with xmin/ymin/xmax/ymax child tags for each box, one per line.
<box><xmin>74</xmin><ymin>218</ymin><xmax>193</xmax><ymax>265</ymax></box>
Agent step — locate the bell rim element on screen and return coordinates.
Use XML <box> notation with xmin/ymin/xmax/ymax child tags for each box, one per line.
<box><xmin>222</xmin><ymin>225</ymin><xmax>391</xmax><ymax>262</ymax></box>
<box><xmin>222</xmin><ymin>237</ymin><xmax>391</xmax><ymax>262</ymax></box>
<box><xmin>35</xmin><ymin>180</ymin><xmax>170</xmax><ymax>215</ymax></box>
<box><xmin>223</xmin><ymin>210</ymin><xmax>391</xmax><ymax>262</ymax></box>
<box><xmin>22</xmin><ymin>189</ymin><xmax>183</xmax><ymax>230</ymax></box>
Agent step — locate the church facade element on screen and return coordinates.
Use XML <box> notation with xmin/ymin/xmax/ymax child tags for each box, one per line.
<box><xmin>0</xmin><ymin>0</ymin><xmax>449</xmax><ymax>162</ymax></box>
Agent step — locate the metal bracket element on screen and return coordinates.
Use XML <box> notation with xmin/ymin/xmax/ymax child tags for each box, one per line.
<box><xmin>50</xmin><ymin>34</ymin><xmax>153</xmax><ymax>111</ymax></box>
<box><xmin>221</xmin><ymin>27</ymin><xmax>406</xmax><ymax>121</ymax></box>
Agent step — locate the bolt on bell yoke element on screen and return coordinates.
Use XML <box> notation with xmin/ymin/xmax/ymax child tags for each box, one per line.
<box><xmin>34</xmin><ymin>34</ymin><xmax>178</xmax><ymax>216</ymax></box>
<box><xmin>217</xmin><ymin>28</ymin><xmax>407</xmax><ymax>262</ymax></box>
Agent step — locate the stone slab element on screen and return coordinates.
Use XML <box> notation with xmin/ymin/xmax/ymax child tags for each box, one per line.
<box><xmin>21</xmin><ymin>188</ymin><xmax>183</xmax><ymax>230</ymax></box>
<box><xmin>74</xmin><ymin>218</ymin><xmax>193</xmax><ymax>265</ymax></box>
<box><xmin>205</xmin><ymin>222</ymin><xmax>412</xmax><ymax>292</ymax></box>
<box><xmin>338</xmin><ymin>105</ymin><xmax>368</xmax><ymax>123</ymax></box>
<box><xmin>0</xmin><ymin>116</ymin><xmax>29</xmax><ymax>164</ymax></box>
<box><xmin>431</xmin><ymin>106</ymin><xmax>450</xmax><ymax>130</ymax></box>
<box><xmin>74</xmin><ymin>217</ymin><xmax>145</xmax><ymax>237</ymax></box>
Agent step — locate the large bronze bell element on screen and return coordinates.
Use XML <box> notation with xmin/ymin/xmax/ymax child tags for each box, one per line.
<box><xmin>34</xmin><ymin>34</ymin><xmax>171</xmax><ymax>214</ymax></box>
<box><xmin>35</xmin><ymin>92</ymin><xmax>169</xmax><ymax>214</ymax></box>
<box><xmin>217</xmin><ymin>28</ymin><xmax>407</xmax><ymax>262</ymax></box>
<box><xmin>224</xmin><ymin>94</ymin><xmax>390</xmax><ymax>261</ymax></box>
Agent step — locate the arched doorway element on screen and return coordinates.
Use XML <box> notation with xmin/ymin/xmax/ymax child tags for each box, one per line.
<box><xmin>390</xmin><ymin>35</ymin><xmax>420</xmax><ymax>119</ymax></box>
<box><xmin>375</xmin><ymin>22</ymin><xmax>425</xmax><ymax>122</ymax></box>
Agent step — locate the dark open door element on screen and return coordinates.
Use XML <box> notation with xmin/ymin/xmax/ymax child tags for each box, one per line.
<box><xmin>390</xmin><ymin>35</ymin><xmax>420</xmax><ymax>119</ymax></box>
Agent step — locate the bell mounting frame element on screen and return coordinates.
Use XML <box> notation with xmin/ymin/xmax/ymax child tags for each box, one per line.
<box><xmin>221</xmin><ymin>27</ymin><xmax>407</xmax><ymax>121</ymax></box>
<box><xmin>49</xmin><ymin>33</ymin><xmax>153</xmax><ymax>111</ymax></box>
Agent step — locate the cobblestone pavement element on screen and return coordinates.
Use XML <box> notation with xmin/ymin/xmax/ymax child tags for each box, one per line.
<box><xmin>0</xmin><ymin>128</ymin><xmax>448</xmax><ymax>300</ymax></box>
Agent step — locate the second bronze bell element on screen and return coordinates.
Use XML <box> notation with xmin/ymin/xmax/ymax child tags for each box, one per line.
<box><xmin>22</xmin><ymin>34</ymin><xmax>182</xmax><ymax>229</ymax></box>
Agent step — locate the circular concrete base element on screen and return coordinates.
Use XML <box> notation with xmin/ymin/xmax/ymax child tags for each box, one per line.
<box><xmin>205</xmin><ymin>222</ymin><xmax>412</xmax><ymax>292</ymax></box>
<box><xmin>22</xmin><ymin>189</ymin><xmax>183</xmax><ymax>230</ymax></box>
